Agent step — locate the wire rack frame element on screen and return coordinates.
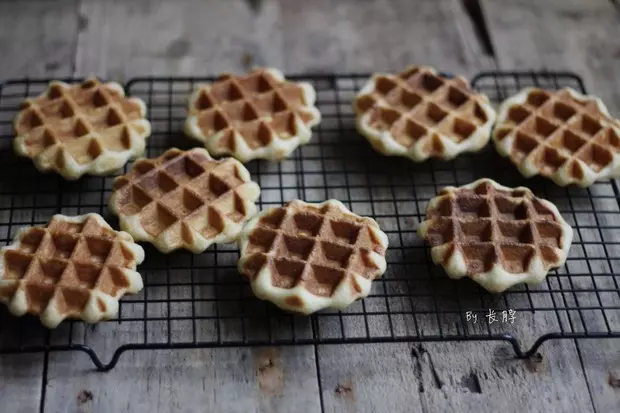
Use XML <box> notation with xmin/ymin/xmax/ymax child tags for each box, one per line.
<box><xmin>0</xmin><ymin>71</ymin><xmax>618</xmax><ymax>372</ymax></box>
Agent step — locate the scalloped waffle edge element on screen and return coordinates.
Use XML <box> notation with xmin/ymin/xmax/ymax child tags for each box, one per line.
<box><xmin>493</xmin><ymin>87</ymin><xmax>620</xmax><ymax>187</ymax></box>
<box><xmin>13</xmin><ymin>78</ymin><xmax>151</xmax><ymax>180</ymax></box>
<box><xmin>184</xmin><ymin>68</ymin><xmax>321</xmax><ymax>162</ymax></box>
<box><xmin>109</xmin><ymin>148</ymin><xmax>261</xmax><ymax>254</ymax></box>
<box><xmin>417</xmin><ymin>178</ymin><xmax>573</xmax><ymax>293</ymax></box>
<box><xmin>0</xmin><ymin>214</ymin><xmax>144</xmax><ymax>328</ymax></box>
<box><xmin>237</xmin><ymin>199</ymin><xmax>389</xmax><ymax>314</ymax></box>
<box><xmin>354</xmin><ymin>65</ymin><xmax>496</xmax><ymax>161</ymax></box>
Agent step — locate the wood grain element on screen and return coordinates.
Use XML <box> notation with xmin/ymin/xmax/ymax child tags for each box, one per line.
<box><xmin>0</xmin><ymin>0</ymin><xmax>79</xmax><ymax>79</ymax></box>
<box><xmin>319</xmin><ymin>342</ymin><xmax>594</xmax><ymax>413</ymax></box>
<box><xmin>0</xmin><ymin>354</ymin><xmax>43</xmax><ymax>413</ymax></box>
<box><xmin>578</xmin><ymin>338</ymin><xmax>620</xmax><ymax>413</ymax></box>
<box><xmin>277</xmin><ymin>0</ymin><xmax>494</xmax><ymax>76</ymax></box>
<box><xmin>0</xmin><ymin>0</ymin><xmax>618</xmax><ymax>412</ymax></box>
<box><xmin>481</xmin><ymin>2</ymin><xmax>620</xmax><ymax>412</ymax></box>
<box><xmin>44</xmin><ymin>344</ymin><xmax>320</xmax><ymax>412</ymax></box>
<box><xmin>480</xmin><ymin>0</ymin><xmax>620</xmax><ymax>113</ymax></box>
<box><xmin>75</xmin><ymin>0</ymin><xmax>285</xmax><ymax>79</ymax></box>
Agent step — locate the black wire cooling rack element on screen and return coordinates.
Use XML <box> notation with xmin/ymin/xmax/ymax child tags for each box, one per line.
<box><xmin>0</xmin><ymin>71</ymin><xmax>619</xmax><ymax>372</ymax></box>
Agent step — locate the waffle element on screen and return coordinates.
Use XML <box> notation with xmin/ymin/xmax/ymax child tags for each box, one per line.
<box><xmin>237</xmin><ymin>200</ymin><xmax>388</xmax><ymax>314</ymax></box>
<box><xmin>354</xmin><ymin>65</ymin><xmax>496</xmax><ymax>161</ymax></box>
<box><xmin>184</xmin><ymin>68</ymin><xmax>321</xmax><ymax>162</ymax></box>
<box><xmin>493</xmin><ymin>87</ymin><xmax>620</xmax><ymax>187</ymax></box>
<box><xmin>109</xmin><ymin>148</ymin><xmax>261</xmax><ymax>253</ymax></box>
<box><xmin>13</xmin><ymin>78</ymin><xmax>151</xmax><ymax>180</ymax></box>
<box><xmin>0</xmin><ymin>214</ymin><xmax>144</xmax><ymax>328</ymax></box>
<box><xmin>417</xmin><ymin>179</ymin><xmax>572</xmax><ymax>293</ymax></box>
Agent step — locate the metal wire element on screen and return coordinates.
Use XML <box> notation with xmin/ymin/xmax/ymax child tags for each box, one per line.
<box><xmin>0</xmin><ymin>72</ymin><xmax>619</xmax><ymax>371</ymax></box>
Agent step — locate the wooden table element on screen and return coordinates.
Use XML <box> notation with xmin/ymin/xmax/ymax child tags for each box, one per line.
<box><xmin>0</xmin><ymin>1</ymin><xmax>619</xmax><ymax>412</ymax></box>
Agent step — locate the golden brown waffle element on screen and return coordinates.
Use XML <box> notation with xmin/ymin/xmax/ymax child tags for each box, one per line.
<box><xmin>493</xmin><ymin>88</ymin><xmax>620</xmax><ymax>187</ymax></box>
<box><xmin>418</xmin><ymin>179</ymin><xmax>572</xmax><ymax>293</ymax></box>
<box><xmin>237</xmin><ymin>200</ymin><xmax>388</xmax><ymax>314</ymax></box>
<box><xmin>13</xmin><ymin>78</ymin><xmax>151</xmax><ymax>180</ymax></box>
<box><xmin>0</xmin><ymin>214</ymin><xmax>144</xmax><ymax>328</ymax></box>
<box><xmin>109</xmin><ymin>148</ymin><xmax>261</xmax><ymax>253</ymax></box>
<box><xmin>354</xmin><ymin>65</ymin><xmax>496</xmax><ymax>161</ymax></box>
<box><xmin>185</xmin><ymin>68</ymin><xmax>321</xmax><ymax>162</ymax></box>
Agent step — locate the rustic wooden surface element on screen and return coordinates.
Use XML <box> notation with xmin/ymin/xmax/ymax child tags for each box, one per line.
<box><xmin>0</xmin><ymin>0</ymin><xmax>619</xmax><ymax>412</ymax></box>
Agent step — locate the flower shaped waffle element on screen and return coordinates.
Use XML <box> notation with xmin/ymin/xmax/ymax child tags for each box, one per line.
<box><xmin>493</xmin><ymin>87</ymin><xmax>620</xmax><ymax>187</ymax></box>
<box><xmin>237</xmin><ymin>200</ymin><xmax>389</xmax><ymax>314</ymax></box>
<box><xmin>418</xmin><ymin>179</ymin><xmax>573</xmax><ymax>293</ymax></box>
<box><xmin>185</xmin><ymin>68</ymin><xmax>321</xmax><ymax>162</ymax></box>
<box><xmin>109</xmin><ymin>148</ymin><xmax>261</xmax><ymax>253</ymax></box>
<box><xmin>354</xmin><ymin>65</ymin><xmax>496</xmax><ymax>161</ymax></box>
<box><xmin>0</xmin><ymin>214</ymin><xmax>144</xmax><ymax>328</ymax></box>
<box><xmin>13</xmin><ymin>78</ymin><xmax>151</xmax><ymax>179</ymax></box>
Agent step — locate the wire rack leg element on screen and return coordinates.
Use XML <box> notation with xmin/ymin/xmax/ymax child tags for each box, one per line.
<box><xmin>519</xmin><ymin>334</ymin><xmax>559</xmax><ymax>359</ymax></box>
<box><xmin>70</xmin><ymin>345</ymin><xmax>108</xmax><ymax>371</ymax></box>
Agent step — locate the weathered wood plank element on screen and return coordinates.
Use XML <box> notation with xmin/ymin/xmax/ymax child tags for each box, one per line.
<box><xmin>0</xmin><ymin>0</ymin><xmax>79</xmax><ymax>79</ymax></box>
<box><xmin>41</xmin><ymin>3</ymin><xmax>322</xmax><ymax>413</ymax></box>
<box><xmin>0</xmin><ymin>354</ymin><xmax>44</xmax><ymax>413</ymax></box>
<box><xmin>319</xmin><ymin>342</ymin><xmax>594</xmax><ymax>413</ymax></box>
<box><xmin>0</xmin><ymin>1</ymin><xmax>617</xmax><ymax>413</ymax></box>
<box><xmin>480</xmin><ymin>0</ymin><xmax>620</xmax><ymax>112</ymax></box>
<box><xmin>577</xmin><ymin>338</ymin><xmax>620</xmax><ymax>413</ymax></box>
<box><xmin>75</xmin><ymin>0</ymin><xmax>285</xmax><ymax>79</ymax></box>
<box><xmin>44</xmin><ymin>345</ymin><xmax>321</xmax><ymax>413</ymax></box>
<box><xmin>0</xmin><ymin>0</ymin><xmax>78</xmax><ymax>391</ymax></box>
<box><xmin>296</xmin><ymin>1</ymin><xmax>604</xmax><ymax>412</ymax></box>
<box><xmin>480</xmin><ymin>1</ymin><xmax>620</xmax><ymax>412</ymax></box>
<box><xmin>278</xmin><ymin>0</ymin><xmax>495</xmax><ymax>76</ymax></box>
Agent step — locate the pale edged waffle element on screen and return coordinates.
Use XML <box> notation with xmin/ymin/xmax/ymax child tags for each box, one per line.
<box><xmin>109</xmin><ymin>148</ymin><xmax>261</xmax><ymax>253</ymax></box>
<box><xmin>493</xmin><ymin>87</ymin><xmax>620</xmax><ymax>187</ymax></box>
<box><xmin>0</xmin><ymin>214</ymin><xmax>144</xmax><ymax>328</ymax></box>
<box><xmin>237</xmin><ymin>200</ymin><xmax>388</xmax><ymax>314</ymax></box>
<box><xmin>417</xmin><ymin>179</ymin><xmax>572</xmax><ymax>293</ymax></box>
<box><xmin>354</xmin><ymin>65</ymin><xmax>496</xmax><ymax>161</ymax></box>
<box><xmin>13</xmin><ymin>78</ymin><xmax>151</xmax><ymax>180</ymax></box>
<box><xmin>185</xmin><ymin>68</ymin><xmax>321</xmax><ymax>162</ymax></box>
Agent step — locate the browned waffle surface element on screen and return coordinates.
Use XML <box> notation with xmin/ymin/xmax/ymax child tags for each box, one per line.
<box><xmin>13</xmin><ymin>78</ymin><xmax>151</xmax><ymax>179</ymax></box>
<box><xmin>109</xmin><ymin>148</ymin><xmax>261</xmax><ymax>253</ymax></box>
<box><xmin>354</xmin><ymin>65</ymin><xmax>496</xmax><ymax>161</ymax></box>
<box><xmin>185</xmin><ymin>68</ymin><xmax>321</xmax><ymax>162</ymax></box>
<box><xmin>418</xmin><ymin>179</ymin><xmax>573</xmax><ymax>293</ymax></box>
<box><xmin>237</xmin><ymin>200</ymin><xmax>389</xmax><ymax>314</ymax></box>
<box><xmin>493</xmin><ymin>87</ymin><xmax>620</xmax><ymax>187</ymax></box>
<box><xmin>0</xmin><ymin>214</ymin><xmax>144</xmax><ymax>328</ymax></box>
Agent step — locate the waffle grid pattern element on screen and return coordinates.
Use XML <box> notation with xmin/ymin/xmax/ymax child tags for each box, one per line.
<box><xmin>238</xmin><ymin>200</ymin><xmax>388</xmax><ymax>314</ymax></box>
<box><xmin>109</xmin><ymin>148</ymin><xmax>261</xmax><ymax>253</ymax></box>
<box><xmin>418</xmin><ymin>179</ymin><xmax>573</xmax><ymax>293</ymax></box>
<box><xmin>0</xmin><ymin>72</ymin><xmax>619</xmax><ymax>372</ymax></box>
<box><xmin>13</xmin><ymin>78</ymin><xmax>151</xmax><ymax>179</ymax></box>
<box><xmin>493</xmin><ymin>87</ymin><xmax>620</xmax><ymax>187</ymax></box>
<box><xmin>354</xmin><ymin>66</ymin><xmax>496</xmax><ymax>161</ymax></box>
<box><xmin>185</xmin><ymin>68</ymin><xmax>321</xmax><ymax>162</ymax></box>
<box><xmin>0</xmin><ymin>214</ymin><xmax>144</xmax><ymax>328</ymax></box>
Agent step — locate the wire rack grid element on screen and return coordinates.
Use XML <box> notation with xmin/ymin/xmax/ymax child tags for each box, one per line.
<box><xmin>0</xmin><ymin>71</ymin><xmax>619</xmax><ymax>372</ymax></box>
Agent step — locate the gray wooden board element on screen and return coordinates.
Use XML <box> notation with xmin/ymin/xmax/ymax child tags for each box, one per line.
<box><xmin>0</xmin><ymin>0</ymin><xmax>79</xmax><ymax>79</ymax></box>
<box><xmin>481</xmin><ymin>0</ymin><xmax>620</xmax><ymax>113</ymax></box>
<box><xmin>0</xmin><ymin>0</ymin><xmax>618</xmax><ymax>412</ymax></box>
<box><xmin>277</xmin><ymin>0</ymin><xmax>496</xmax><ymax>76</ymax></box>
<box><xmin>481</xmin><ymin>1</ymin><xmax>620</xmax><ymax>411</ymax></box>
<box><xmin>0</xmin><ymin>0</ymin><xmax>79</xmax><ymax>403</ymax></box>
<box><xmin>578</xmin><ymin>338</ymin><xmax>620</xmax><ymax>413</ymax></box>
<box><xmin>318</xmin><ymin>342</ymin><xmax>594</xmax><ymax>413</ymax></box>
<box><xmin>75</xmin><ymin>0</ymin><xmax>285</xmax><ymax>80</ymax></box>
<box><xmin>45</xmin><ymin>345</ymin><xmax>320</xmax><ymax>413</ymax></box>
<box><xmin>74</xmin><ymin>0</ymin><xmax>494</xmax><ymax>78</ymax></box>
<box><xmin>0</xmin><ymin>354</ymin><xmax>44</xmax><ymax>413</ymax></box>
